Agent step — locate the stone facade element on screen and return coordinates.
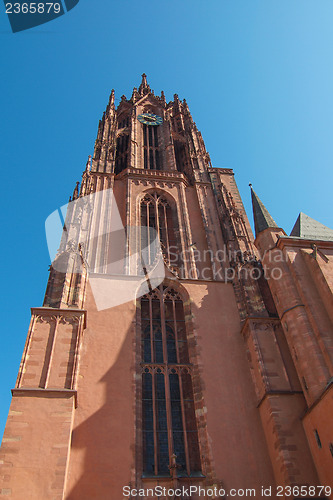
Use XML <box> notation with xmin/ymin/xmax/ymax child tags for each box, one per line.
<box><xmin>1</xmin><ymin>75</ymin><xmax>332</xmax><ymax>500</ymax></box>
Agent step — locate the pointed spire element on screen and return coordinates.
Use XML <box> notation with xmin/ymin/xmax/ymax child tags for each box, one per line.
<box><xmin>141</xmin><ymin>73</ymin><xmax>148</xmax><ymax>86</ymax></box>
<box><xmin>139</xmin><ymin>73</ymin><xmax>151</xmax><ymax>95</ymax></box>
<box><xmin>106</xmin><ymin>90</ymin><xmax>115</xmax><ymax>117</ymax></box>
<box><xmin>249</xmin><ymin>184</ymin><xmax>279</xmax><ymax>236</ymax></box>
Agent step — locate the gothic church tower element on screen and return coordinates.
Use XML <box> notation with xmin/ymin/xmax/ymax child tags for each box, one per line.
<box><xmin>1</xmin><ymin>75</ymin><xmax>331</xmax><ymax>500</ymax></box>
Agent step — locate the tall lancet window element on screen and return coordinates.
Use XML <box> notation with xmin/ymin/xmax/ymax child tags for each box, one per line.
<box><xmin>140</xmin><ymin>193</ymin><xmax>180</xmax><ymax>274</ymax></box>
<box><xmin>115</xmin><ymin>132</ymin><xmax>129</xmax><ymax>175</ymax></box>
<box><xmin>141</xmin><ymin>285</ymin><xmax>201</xmax><ymax>477</ymax></box>
<box><xmin>143</xmin><ymin>124</ymin><xmax>161</xmax><ymax>170</ymax></box>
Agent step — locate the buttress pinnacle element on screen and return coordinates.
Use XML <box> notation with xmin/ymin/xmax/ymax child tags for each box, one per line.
<box><xmin>139</xmin><ymin>73</ymin><xmax>150</xmax><ymax>95</ymax></box>
<box><xmin>109</xmin><ymin>89</ymin><xmax>115</xmax><ymax>106</ymax></box>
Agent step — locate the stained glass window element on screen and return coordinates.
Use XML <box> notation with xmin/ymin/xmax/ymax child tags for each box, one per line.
<box><xmin>141</xmin><ymin>285</ymin><xmax>201</xmax><ymax>477</ymax></box>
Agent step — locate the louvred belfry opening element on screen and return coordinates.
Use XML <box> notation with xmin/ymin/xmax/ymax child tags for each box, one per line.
<box><xmin>143</xmin><ymin>123</ymin><xmax>161</xmax><ymax>170</ymax></box>
<box><xmin>140</xmin><ymin>285</ymin><xmax>201</xmax><ymax>477</ymax></box>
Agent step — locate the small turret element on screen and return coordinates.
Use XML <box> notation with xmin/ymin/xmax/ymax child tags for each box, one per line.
<box><xmin>250</xmin><ymin>184</ymin><xmax>278</xmax><ymax>237</ymax></box>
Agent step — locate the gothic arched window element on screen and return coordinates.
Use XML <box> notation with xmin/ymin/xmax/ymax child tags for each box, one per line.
<box><xmin>140</xmin><ymin>193</ymin><xmax>180</xmax><ymax>274</ymax></box>
<box><xmin>115</xmin><ymin>133</ymin><xmax>129</xmax><ymax>175</ymax></box>
<box><xmin>141</xmin><ymin>285</ymin><xmax>201</xmax><ymax>477</ymax></box>
<box><xmin>143</xmin><ymin>124</ymin><xmax>161</xmax><ymax>170</ymax></box>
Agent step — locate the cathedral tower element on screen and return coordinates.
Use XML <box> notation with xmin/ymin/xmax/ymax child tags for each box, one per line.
<box><xmin>1</xmin><ymin>75</ymin><xmax>332</xmax><ymax>500</ymax></box>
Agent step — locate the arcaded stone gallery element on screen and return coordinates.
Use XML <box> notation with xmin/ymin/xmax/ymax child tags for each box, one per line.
<box><xmin>1</xmin><ymin>75</ymin><xmax>333</xmax><ymax>499</ymax></box>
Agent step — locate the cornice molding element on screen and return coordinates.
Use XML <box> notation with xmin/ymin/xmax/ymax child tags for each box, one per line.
<box><xmin>241</xmin><ymin>316</ymin><xmax>281</xmax><ymax>336</ymax></box>
<box><xmin>31</xmin><ymin>307</ymin><xmax>87</xmax><ymax>328</ymax></box>
<box><xmin>209</xmin><ymin>167</ymin><xmax>234</xmax><ymax>176</ymax></box>
<box><xmin>117</xmin><ymin>167</ymin><xmax>189</xmax><ymax>186</ymax></box>
<box><xmin>11</xmin><ymin>388</ymin><xmax>78</xmax><ymax>407</ymax></box>
<box><xmin>277</xmin><ymin>236</ymin><xmax>333</xmax><ymax>251</ymax></box>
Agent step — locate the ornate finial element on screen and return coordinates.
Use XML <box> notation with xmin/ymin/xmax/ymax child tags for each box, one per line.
<box><xmin>73</xmin><ymin>181</ymin><xmax>80</xmax><ymax>200</ymax></box>
<box><xmin>121</xmin><ymin>95</ymin><xmax>127</xmax><ymax>102</ymax></box>
<box><xmin>131</xmin><ymin>87</ymin><xmax>139</xmax><ymax>103</ymax></box>
<box><xmin>141</xmin><ymin>73</ymin><xmax>147</xmax><ymax>85</ymax></box>
<box><xmin>183</xmin><ymin>98</ymin><xmax>190</xmax><ymax>114</ymax></box>
<box><xmin>139</xmin><ymin>73</ymin><xmax>150</xmax><ymax>95</ymax></box>
<box><xmin>109</xmin><ymin>89</ymin><xmax>115</xmax><ymax>106</ymax></box>
<box><xmin>86</xmin><ymin>155</ymin><xmax>92</xmax><ymax>172</ymax></box>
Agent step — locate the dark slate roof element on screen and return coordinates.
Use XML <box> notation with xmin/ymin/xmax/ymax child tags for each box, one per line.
<box><xmin>290</xmin><ymin>212</ymin><xmax>333</xmax><ymax>241</ymax></box>
<box><xmin>250</xmin><ymin>186</ymin><xmax>278</xmax><ymax>236</ymax></box>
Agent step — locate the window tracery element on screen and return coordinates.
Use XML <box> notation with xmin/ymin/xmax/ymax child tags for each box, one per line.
<box><xmin>115</xmin><ymin>133</ymin><xmax>129</xmax><ymax>175</ymax></box>
<box><xmin>140</xmin><ymin>284</ymin><xmax>201</xmax><ymax>477</ymax></box>
<box><xmin>143</xmin><ymin>124</ymin><xmax>161</xmax><ymax>170</ymax></box>
<box><xmin>140</xmin><ymin>192</ymin><xmax>181</xmax><ymax>275</ymax></box>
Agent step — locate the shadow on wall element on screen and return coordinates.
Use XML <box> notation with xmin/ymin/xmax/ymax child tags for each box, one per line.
<box><xmin>65</xmin><ymin>281</ymin><xmax>275</xmax><ymax>498</ymax></box>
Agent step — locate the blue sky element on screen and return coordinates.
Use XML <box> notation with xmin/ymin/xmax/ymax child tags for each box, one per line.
<box><xmin>1</xmin><ymin>0</ymin><xmax>333</xmax><ymax>440</ymax></box>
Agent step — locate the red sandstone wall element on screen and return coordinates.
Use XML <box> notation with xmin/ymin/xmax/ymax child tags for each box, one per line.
<box><xmin>64</xmin><ymin>285</ymin><xmax>137</xmax><ymax>499</ymax></box>
<box><xmin>303</xmin><ymin>385</ymin><xmax>333</xmax><ymax>493</ymax></box>
<box><xmin>62</xmin><ymin>280</ymin><xmax>277</xmax><ymax>499</ymax></box>
<box><xmin>184</xmin><ymin>282</ymin><xmax>276</xmax><ymax>493</ymax></box>
<box><xmin>0</xmin><ymin>393</ymin><xmax>75</xmax><ymax>499</ymax></box>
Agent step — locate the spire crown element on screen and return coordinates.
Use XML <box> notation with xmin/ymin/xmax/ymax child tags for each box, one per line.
<box><xmin>250</xmin><ymin>185</ymin><xmax>279</xmax><ymax>236</ymax></box>
<box><xmin>109</xmin><ymin>89</ymin><xmax>115</xmax><ymax>106</ymax></box>
<box><xmin>139</xmin><ymin>73</ymin><xmax>151</xmax><ymax>95</ymax></box>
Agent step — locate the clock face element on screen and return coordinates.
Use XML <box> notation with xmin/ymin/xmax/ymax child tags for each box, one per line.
<box><xmin>138</xmin><ymin>113</ymin><xmax>163</xmax><ymax>126</ymax></box>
